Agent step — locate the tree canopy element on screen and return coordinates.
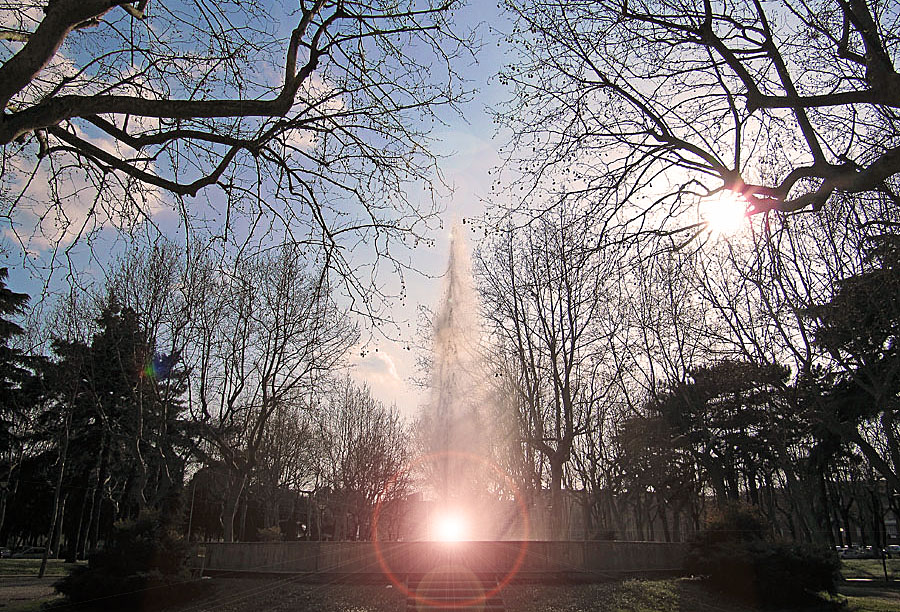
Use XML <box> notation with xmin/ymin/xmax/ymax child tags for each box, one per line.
<box><xmin>1</xmin><ymin>0</ymin><xmax>472</xmax><ymax>307</ymax></box>
<box><xmin>498</xmin><ymin>0</ymin><xmax>900</xmax><ymax>238</ymax></box>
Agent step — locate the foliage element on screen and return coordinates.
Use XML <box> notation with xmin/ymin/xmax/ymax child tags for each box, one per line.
<box><xmin>804</xmin><ymin>233</ymin><xmax>900</xmax><ymax>494</ymax></box>
<box><xmin>54</xmin><ymin>511</ymin><xmax>209</xmax><ymax>608</ymax></box>
<box><xmin>256</xmin><ymin>526</ymin><xmax>283</xmax><ymax>542</ymax></box>
<box><xmin>687</xmin><ymin>503</ymin><xmax>840</xmax><ymax>607</ymax></box>
<box><xmin>0</xmin><ymin>268</ymin><xmax>36</xmax><ymax>457</ymax></box>
<box><xmin>16</xmin><ymin>294</ymin><xmax>193</xmax><ymax>555</ymax></box>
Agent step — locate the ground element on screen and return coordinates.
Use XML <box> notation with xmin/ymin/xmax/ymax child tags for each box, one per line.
<box><xmin>1</xmin><ymin>559</ymin><xmax>899</xmax><ymax>611</ymax></box>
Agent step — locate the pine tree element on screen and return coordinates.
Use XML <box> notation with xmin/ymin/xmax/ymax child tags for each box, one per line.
<box><xmin>0</xmin><ymin>268</ymin><xmax>37</xmax><ymax>543</ymax></box>
<box><xmin>0</xmin><ymin>268</ymin><xmax>31</xmax><ymax>453</ymax></box>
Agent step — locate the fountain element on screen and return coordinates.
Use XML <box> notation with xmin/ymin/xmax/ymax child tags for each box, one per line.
<box><xmin>427</xmin><ymin>222</ymin><xmax>489</xmax><ymax>502</ymax></box>
<box><xmin>418</xmin><ymin>221</ymin><xmax>530</xmax><ymax>545</ymax></box>
<box><xmin>192</xmin><ymin>222</ymin><xmax>690</xmax><ymax>592</ymax></box>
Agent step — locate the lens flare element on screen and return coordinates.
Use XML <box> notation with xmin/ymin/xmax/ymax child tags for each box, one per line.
<box><xmin>701</xmin><ymin>190</ymin><xmax>748</xmax><ymax>236</ymax></box>
<box><xmin>434</xmin><ymin>513</ymin><xmax>467</xmax><ymax>542</ymax></box>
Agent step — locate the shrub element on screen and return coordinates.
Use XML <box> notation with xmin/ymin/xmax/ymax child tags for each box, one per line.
<box><xmin>257</xmin><ymin>525</ymin><xmax>283</xmax><ymax>542</ymax></box>
<box><xmin>686</xmin><ymin>502</ymin><xmax>840</xmax><ymax>607</ymax></box>
<box><xmin>54</xmin><ymin>511</ymin><xmax>210</xmax><ymax>610</ymax></box>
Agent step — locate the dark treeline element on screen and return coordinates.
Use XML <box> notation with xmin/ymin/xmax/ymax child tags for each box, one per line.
<box><xmin>2</xmin><ymin>211</ymin><xmax>899</xmax><ymax>554</ymax></box>
<box><xmin>474</xmin><ymin>201</ymin><xmax>900</xmax><ymax>547</ymax></box>
<box><xmin>485</xmin><ymin>0</ymin><xmax>900</xmax><ymax>548</ymax></box>
<box><xmin>0</xmin><ymin>243</ymin><xmax>411</xmax><ymax>557</ymax></box>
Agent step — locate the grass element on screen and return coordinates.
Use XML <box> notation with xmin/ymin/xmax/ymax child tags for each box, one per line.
<box><xmin>841</xmin><ymin>596</ymin><xmax>900</xmax><ymax>612</ymax></box>
<box><xmin>2</xmin><ymin>599</ymin><xmax>59</xmax><ymax>612</ymax></box>
<box><xmin>0</xmin><ymin>559</ymin><xmax>81</xmax><ymax>578</ymax></box>
<box><xmin>502</xmin><ymin>576</ymin><xmax>900</xmax><ymax>612</ymax></box>
<box><xmin>160</xmin><ymin>578</ymin><xmax>407</xmax><ymax>612</ymax></box>
<box><xmin>0</xmin><ymin>558</ymin><xmax>82</xmax><ymax>577</ymax></box>
<box><xmin>841</xmin><ymin>559</ymin><xmax>900</xmax><ymax>581</ymax></box>
<box><xmin>0</xmin><ymin>559</ymin><xmax>77</xmax><ymax>612</ymax></box>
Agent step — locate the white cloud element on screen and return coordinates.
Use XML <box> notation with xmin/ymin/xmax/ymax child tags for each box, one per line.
<box><xmin>350</xmin><ymin>348</ymin><xmax>423</xmax><ymax>415</ymax></box>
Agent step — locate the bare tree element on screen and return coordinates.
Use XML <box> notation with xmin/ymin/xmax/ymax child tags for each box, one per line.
<box><xmin>1</xmin><ymin>0</ymin><xmax>472</xmax><ymax>310</ymax></box>
<box><xmin>186</xmin><ymin>244</ymin><xmax>357</xmax><ymax>541</ymax></box>
<box><xmin>498</xmin><ymin>0</ymin><xmax>900</xmax><ymax>237</ymax></box>
<box><xmin>315</xmin><ymin>376</ymin><xmax>410</xmax><ymax>541</ymax></box>
<box><xmin>476</xmin><ymin>209</ymin><xmax>617</xmax><ymax>538</ymax></box>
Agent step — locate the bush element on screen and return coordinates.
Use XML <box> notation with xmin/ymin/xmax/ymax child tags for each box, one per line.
<box><xmin>256</xmin><ymin>525</ymin><xmax>283</xmax><ymax>542</ymax></box>
<box><xmin>54</xmin><ymin>511</ymin><xmax>210</xmax><ymax>610</ymax></box>
<box><xmin>686</xmin><ymin>502</ymin><xmax>840</xmax><ymax>607</ymax></box>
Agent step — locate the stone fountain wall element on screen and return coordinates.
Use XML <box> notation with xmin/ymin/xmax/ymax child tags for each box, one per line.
<box><xmin>195</xmin><ymin>540</ymin><xmax>688</xmax><ymax>579</ymax></box>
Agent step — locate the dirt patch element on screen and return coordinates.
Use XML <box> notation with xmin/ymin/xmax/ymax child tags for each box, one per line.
<box><xmin>162</xmin><ymin>577</ymin><xmax>405</xmax><ymax>612</ymax></box>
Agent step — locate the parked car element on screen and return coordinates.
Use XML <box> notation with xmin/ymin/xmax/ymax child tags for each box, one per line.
<box><xmin>0</xmin><ymin>547</ymin><xmax>11</xmax><ymax>558</ymax></box>
<box><xmin>11</xmin><ymin>546</ymin><xmax>49</xmax><ymax>559</ymax></box>
<box><xmin>840</xmin><ymin>546</ymin><xmax>879</xmax><ymax>559</ymax></box>
<box><xmin>885</xmin><ymin>544</ymin><xmax>900</xmax><ymax>558</ymax></box>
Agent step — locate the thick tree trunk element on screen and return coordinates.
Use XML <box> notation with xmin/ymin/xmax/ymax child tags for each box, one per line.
<box><xmin>221</xmin><ymin>472</ymin><xmax>246</xmax><ymax>543</ymax></box>
<box><xmin>549</xmin><ymin>459</ymin><xmax>564</xmax><ymax>540</ymax></box>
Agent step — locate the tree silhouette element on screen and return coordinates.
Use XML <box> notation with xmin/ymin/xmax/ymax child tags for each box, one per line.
<box><xmin>499</xmin><ymin>0</ymin><xmax>900</xmax><ymax>236</ymax></box>
<box><xmin>0</xmin><ymin>269</ymin><xmax>35</xmax><ymax>541</ymax></box>
<box><xmin>809</xmin><ymin>234</ymin><xmax>900</xmax><ymax>494</ymax></box>
<box><xmin>1</xmin><ymin>0</ymin><xmax>472</xmax><ymax>308</ymax></box>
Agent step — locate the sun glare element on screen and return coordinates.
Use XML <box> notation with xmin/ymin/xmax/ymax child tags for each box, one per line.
<box><xmin>434</xmin><ymin>513</ymin><xmax>467</xmax><ymax>542</ymax></box>
<box><xmin>701</xmin><ymin>191</ymin><xmax>748</xmax><ymax>236</ymax></box>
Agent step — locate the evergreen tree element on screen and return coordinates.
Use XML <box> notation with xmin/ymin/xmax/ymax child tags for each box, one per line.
<box><xmin>0</xmin><ymin>268</ymin><xmax>35</xmax><ymax>541</ymax></box>
<box><xmin>0</xmin><ymin>268</ymin><xmax>32</xmax><ymax>455</ymax></box>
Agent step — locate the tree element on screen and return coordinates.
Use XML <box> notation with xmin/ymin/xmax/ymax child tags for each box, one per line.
<box><xmin>808</xmin><ymin>234</ymin><xmax>900</xmax><ymax>494</ymax></box>
<box><xmin>315</xmin><ymin>376</ymin><xmax>410</xmax><ymax>540</ymax></box>
<box><xmin>35</xmin><ymin>295</ymin><xmax>192</xmax><ymax>560</ymax></box>
<box><xmin>0</xmin><ymin>268</ymin><xmax>35</xmax><ymax>540</ymax></box>
<box><xmin>477</xmin><ymin>210</ymin><xmax>617</xmax><ymax>537</ymax></box>
<box><xmin>1</xmin><ymin>0</ymin><xmax>472</xmax><ymax>308</ymax></box>
<box><xmin>498</xmin><ymin>0</ymin><xmax>900</xmax><ymax>236</ymax></box>
<box><xmin>614</xmin><ymin>413</ymin><xmax>700</xmax><ymax>541</ymax></box>
<box><xmin>186</xmin><ymin>244</ymin><xmax>357</xmax><ymax>541</ymax></box>
<box><xmin>649</xmin><ymin>360</ymin><xmax>792</xmax><ymax>507</ymax></box>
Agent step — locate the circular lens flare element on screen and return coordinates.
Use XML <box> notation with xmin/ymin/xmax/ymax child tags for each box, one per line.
<box><xmin>434</xmin><ymin>512</ymin><xmax>466</xmax><ymax>542</ymax></box>
<box><xmin>371</xmin><ymin>451</ymin><xmax>531</xmax><ymax>610</ymax></box>
<box><xmin>702</xmin><ymin>190</ymin><xmax>748</xmax><ymax>236</ymax></box>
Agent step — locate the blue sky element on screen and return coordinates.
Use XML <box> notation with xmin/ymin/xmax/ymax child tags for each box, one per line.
<box><xmin>348</xmin><ymin>3</ymin><xmax>515</xmax><ymax>415</ymax></box>
<box><xmin>0</xmin><ymin>1</ymin><xmax>514</xmax><ymax>417</ymax></box>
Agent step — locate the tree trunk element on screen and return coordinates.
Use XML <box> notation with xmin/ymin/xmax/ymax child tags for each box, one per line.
<box><xmin>221</xmin><ymin>471</ymin><xmax>246</xmax><ymax>543</ymax></box>
<box><xmin>40</xmin><ymin>409</ymin><xmax>70</xmax><ymax>578</ymax></box>
<box><xmin>549</xmin><ymin>459</ymin><xmax>564</xmax><ymax>539</ymax></box>
<box><xmin>69</xmin><ymin>488</ymin><xmax>89</xmax><ymax>562</ymax></box>
<box><xmin>658</xmin><ymin>499</ymin><xmax>671</xmax><ymax>543</ymax></box>
<box><xmin>51</xmin><ymin>493</ymin><xmax>67</xmax><ymax>560</ymax></box>
<box><xmin>88</xmin><ymin>434</ymin><xmax>109</xmax><ymax>553</ymax></box>
<box><xmin>0</xmin><ymin>484</ymin><xmax>8</xmax><ymax>542</ymax></box>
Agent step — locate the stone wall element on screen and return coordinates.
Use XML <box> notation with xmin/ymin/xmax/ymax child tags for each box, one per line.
<box><xmin>195</xmin><ymin>540</ymin><xmax>687</xmax><ymax>579</ymax></box>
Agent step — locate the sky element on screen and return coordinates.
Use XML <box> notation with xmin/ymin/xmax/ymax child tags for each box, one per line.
<box><xmin>346</xmin><ymin>3</ymin><xmax>514</xmax><ymax>416</ymax></box>
<box><xmin>0</xmin><ymin>1</ymin><xmax>512</xmax><ymax>419</ymax></box>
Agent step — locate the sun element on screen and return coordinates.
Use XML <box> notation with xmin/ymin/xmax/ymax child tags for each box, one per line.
<box><xmin>434</xmin><ymin>512</ymin><xmax>467</xmax><ymax>542</ymax></box>
<box><xmin>701</xmin><ymin>190</ymin><xmax>748</xmax><ymax>236</ymax></box>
